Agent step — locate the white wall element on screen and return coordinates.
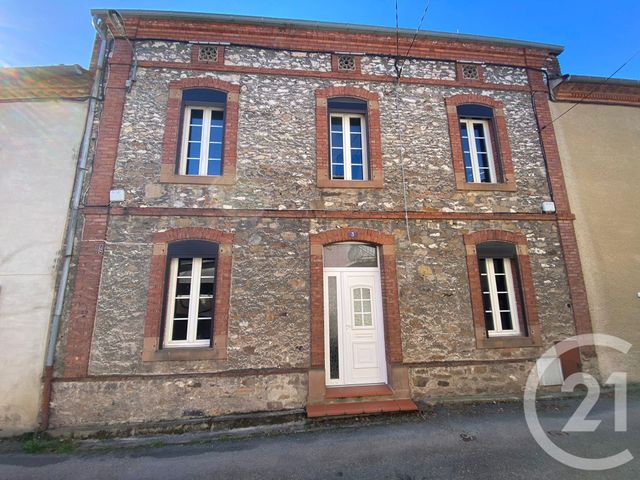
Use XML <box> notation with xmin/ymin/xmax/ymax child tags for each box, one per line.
<box><xmin>0</xmin><ymin>99</ymin><xmax>87</xmax><ymax>435</ymax></box>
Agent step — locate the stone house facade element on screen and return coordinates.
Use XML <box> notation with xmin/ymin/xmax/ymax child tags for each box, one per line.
<box><xmin>49</xmin><ymin>10</ymin><xmax>593</xmax><ymax>428</ymax></box>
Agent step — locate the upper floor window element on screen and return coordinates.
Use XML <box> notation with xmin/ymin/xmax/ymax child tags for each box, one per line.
<box><xmin>458</xmin><ymin>105</ymin><xmax>498</xmax><ymax>184</ymax></box>
<box><xmin>179</xmin><ymin>89</ymin><xmax>226</xmax><ymax>177</ymax></box>
<box><xmin>163</xmin><ymin>240</ymin><xmax>218</xmax><ymax>348</ymax></box>
<box><xmin>329</xmin><ymin>99</ymin><xmax>369</xmax><ymax>181</ymax></box>
<box><xmin>160</xmin><ymin>78</ymin><xmax>239</xmax><ymax>185</ymax></box>
<box><xmin>445</xmin><ymin>95</ymin><xmax>516</xmax><ymax>192</ymax></box>
<box><xmin>315</xmin><ymin>87</ymin><xmax>383</xmax><ymax>188</ymax></box>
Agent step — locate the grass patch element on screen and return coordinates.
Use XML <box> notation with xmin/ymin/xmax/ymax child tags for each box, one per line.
<box><xmin>22</xmin><ymin>434</ymin><xmax>75</xmax><ymax>454</ymax></box>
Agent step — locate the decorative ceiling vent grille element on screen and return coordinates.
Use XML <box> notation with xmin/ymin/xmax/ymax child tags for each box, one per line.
<box><xmin>198</xmin><ymin>46</ymin><xmax>218</xmax><ymax>63</ymax></box>
<box><xmin>337</xmin><ymin>55</ymin><xmax>356</xmax><ymax>71</ymax></box>
<box><xmin>462</xmin><ymin>64</ymin><xmax>480</xmax><ymax>80</ymax></box>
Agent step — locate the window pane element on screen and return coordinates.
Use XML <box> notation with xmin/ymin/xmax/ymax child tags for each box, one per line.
<box><xmin>482</xmin><ymin>293</ymin><xmax>493</xmax><ymax>313</ymax></box>
<box><xmin>351</xmin><ymin>165</ymin><xmax>364</xmax><ymax>180</ymax></box>
<box><xmin>493</xmin><ymin>259</ymin><xmax>505</xmax><ymax>274</ymax></box>
<box><xmin>480</xmin><ymin>274</ymin><xmax>489</xmax><ymax>292</ymax></box>
<box><xmin>190</xmin><ymin>109</ymin><xmax>204</xmax><ymax>125</ymax></box>
<box><xmin>477</xmin><ymin>152</ymin><xmax>490</xmax><ymax>169</ymax></box>
<box><xmin>324</xmin><ymin>244</ymin><xmax>378</xmax><ymax>268</ymax></box>
<box><xmin>188</xmin><ymin>125</ymin><xmax>202</xmax><ymax>142</ymax></box>
<box><xmin>473</xmin><ymin>123</ymin><xmax>485</xmax><ymax>139</ymax></box>
<box><xmin>174</xmin><ymin>298</ymin><xmax>190</xmax><ymax>317</ymax></box>
<box><xmin>176</xmin><ymin>278</ymin><xmax>191</xmax><ymax>296</ymax></box>
<box><xmin>362</xmin><ymin>313</ymin><xmax>372</xmax><ymax>327</ymax></box>
<box><xmin>330</xmin><ymin>117</ymin><xmax>343</xmax><ymax>131</ymax></box>
<box><xmin>187</xmin><ymin>142</ymin><xmax>201</xmax><ymax>159</ymax></box>
<box><xmin>201</xmin><ymin>259</ymin><xmax>216</xmax><ymax>277</ymax></box>
<box><xmin>210</xmin><ymin>110</ymin><xmax>224</xmax><ymax>128</ymax></box>
<box><xmin>178</xmin><ymin>259</ymin><xmax>193</xmax><ymax>277</ymax></box>
<box><xmin>207</xmin><ymin>159</ymin><xmax>222</xmax><ymax>176</ymax></box>
<box><xmin>331</xmin><ymin>163</ymin><xmax>344</xmax><ymax>179</ymax></box>
<box><xmin>349</xmin><ymin>117</ymin><xmax>362</xmax><ymax>132</ymax></box>
<box><xmin>350</xmin><ymin>133</ymin><xmax>362</xmax><ymax>148</ymax></box>
<box><xmin>196</xmin><ymin>319</ymin><xmax>212</xmax><ymax>340</ymax></box>
<box><xmin>208</xmin><ymin>142</ymin><xmax>222</xmax><ymax>160</ymax></box>
<box><xmin>500</xmin><ymin>311</ymin><xmax>514</xmax><ymax>331</ymax></box>
<box><xmin>478</xmin><ymin>258</ymin><xmax>487</xmax><ymax>274</ymax></box>
<box><xmin>475</xmin><ymin>137</ymin><xmax>488</xmax><ymax>154</ymax></box>
<box><xmin>198</xmin><ymin>297</ymin><xmax>213</xmax><ymax>317</ymax></box>
<box><xmin>498</xmin><ymin>293</ymin><xmax>510</xmax><ymax>311</ymax></box>
<box><xmin>351</xmin><ymin>149</ymin><xmax>363</xmax><ymax>165</ymax></box>
<box><xmin>171</xmin><ymin>319</ymin><xmax>188</xmax><ymax>341</ymax></box>
<box><xmin>495</xmin><ymin>275</ymin><xmax>507</xmax><ymax>292</ymax></box>
<box><xmin>331</xmin><ymin>132</ymin><xmax>344</xmax><ymax>147</ymax></box>
<box><xmin>484</xmin><ymin>311</ymin><xmax>495</xmax><ymax>331</ymax></box>
<box><xmin>200</xmin><ymin>278</ymin><xmax>215</xmax><ymax>296</ymax></box>
<box><xmin>328</xmin><ymin>276</ymin><xmax>339</xmax><ymax>380</ymax></box>
<box><xmin>186</xmin><ymin>158</ymin><xmax>200</xmax><ymax>175</ymax></box>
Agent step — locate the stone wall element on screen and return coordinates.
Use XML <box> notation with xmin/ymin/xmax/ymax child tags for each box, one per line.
<box><xmin>112</xmin><ymin>67</ymin><xmax>551</xmax><ymax>212</ymax></box>
<box><xmin>51</xmin><ymin>373</ymin><xmax>306</xmax><ymax>428</ymax></box>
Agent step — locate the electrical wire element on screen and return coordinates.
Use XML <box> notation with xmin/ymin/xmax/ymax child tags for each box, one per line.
<box><xmin>392</xmin><ymin>0</ymin><xmax>433</xmax><ymax>243</ymax></box>
<box><xmin>542</xmin><ymin>47</ymin><xmax>640</xmax><ymax>130</ymax></box>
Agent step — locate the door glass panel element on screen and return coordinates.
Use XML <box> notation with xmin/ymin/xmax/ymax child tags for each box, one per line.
<box><xmin>328</xmin><ymin>276</ymin><xmax>339</xmax><ymax>380</ymax></box>
<box><xmin>323</xmin><ymin>244</ymin><xmax>378</xmax><ymax>268</ymax></box>
<box><xmin>352</xmin><ymin>287</ymin><xmax>373</xmax><ymax>327</ymax></box>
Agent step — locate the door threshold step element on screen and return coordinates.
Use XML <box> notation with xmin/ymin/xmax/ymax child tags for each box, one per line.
<box><xmin>307</xmin><ymin>399</ymin><xmax>417</xmax><ymax>418</ymax></box>
<box><xmin>325</xmin><ymin>384</ymin><xmax>394</xmax><ymax>399</ymax></box>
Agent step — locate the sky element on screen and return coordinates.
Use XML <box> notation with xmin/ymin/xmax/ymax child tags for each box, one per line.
<box><xmin>1</xmin><ymin>1</ymin><xmax>639</xmax><ymax>79</ymax></box>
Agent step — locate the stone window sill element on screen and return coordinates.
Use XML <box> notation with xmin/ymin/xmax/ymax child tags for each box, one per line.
<box><xmin>160</xmin><ymin>167</ymin><xmax>235</xmax><ymax>186</ymax></box>
<box><xmin>456</xmin><ymin>180</ymin><xmax>516</xmax><ymax>192</ymax></box>
<box><xmin>142</xmin><ymin>336</ymin><xmax>228</xmax><ymax>362</ymax></box>
<box><xmin>317</xmin><ymin>177</ymin><xmax>383</xmax><ymax>189</ymax></box>
<box><xmin>476</xmin><ymin>336</ymin><xmax>540</xmax><ymax>349</ymax></box>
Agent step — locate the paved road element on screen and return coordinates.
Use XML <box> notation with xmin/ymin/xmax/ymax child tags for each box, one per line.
<box><xmin>1</xmin><ymin>393</ymin><xmax>638</xmax><ymax>479</ymax></box>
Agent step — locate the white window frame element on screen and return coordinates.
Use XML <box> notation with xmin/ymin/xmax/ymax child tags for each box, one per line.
<box><xmin>179</xmin><ymin>106</ymin><xmax>224</xmax><ymax>176</ymax></box>
<box><xmin>460</xmin><ymin>118</ymin><xmax>497</xmax><ymax>183</ymax></box>
<box><xmin>163</xmin><ymin>257</ymin><xmax>214</xmax><ymax>348</ymax></box>
<box><xmin>329</xmin><ymin>113</ymin><xmax>368</xmax><ymax>181</ymax></box>
<box><xmin>482</xmin><ymin>257</ymin><xmax>521</xmax><ymax>337</ymax></box>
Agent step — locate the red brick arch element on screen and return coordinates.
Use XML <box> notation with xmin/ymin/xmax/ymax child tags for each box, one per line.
<box><xmin>143</xmin><ymin>227</ymin><xmax>234</xmax><ymax>362</ymax></box>
<box><xmin>445</xmin><ymin>94</ymin><xmax>516</xmax><ymax>191</ymax></box>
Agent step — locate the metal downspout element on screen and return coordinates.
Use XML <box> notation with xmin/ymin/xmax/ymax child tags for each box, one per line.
<box><xmin>40</xmin><ymin>15</ymin><xmax>109</xmax><ymax>430</ymax></box>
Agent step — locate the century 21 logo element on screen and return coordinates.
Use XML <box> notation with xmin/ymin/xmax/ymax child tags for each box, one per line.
<box><xmin>524</xmin><ymin>334</ymin><xmax>633</xmax><ymax>471</ymax></box>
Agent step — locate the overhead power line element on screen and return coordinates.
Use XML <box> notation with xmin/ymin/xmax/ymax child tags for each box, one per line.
<box><xmin>542</xmin><ymin>47</ymin><xmax>640</xmax><ymax>130</ymax></box>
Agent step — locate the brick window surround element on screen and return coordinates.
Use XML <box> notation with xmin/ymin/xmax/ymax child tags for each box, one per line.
<box><xmin>463</xmin><ymin>230</ymin><xmax>542</xmax><ymax>349</ymax></box>
<box><xmin>160</xmin><ymin>77</ymin><xmax>240</xmax><ymax>185</ymax></box>
<box><xmin>315</xmin><ymin>87</ymin><xmax>383</xmax><ymax>188</ymax></box>
<box><xmin>445</xmin><ymin>94</ymin><xmax>516</xmax><ymax>192</ymax></box>
<box><xmin>142</xmin><ymin>227</ymin><xmax>234</xmax><ymax>362</ymax></box>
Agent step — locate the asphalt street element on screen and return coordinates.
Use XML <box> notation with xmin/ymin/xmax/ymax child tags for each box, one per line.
<box><xmin>0</xmin><ymin>392</ymin><xmax>638</xmax><ymax>479</ymax></box>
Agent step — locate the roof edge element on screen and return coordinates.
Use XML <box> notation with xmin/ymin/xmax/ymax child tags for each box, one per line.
<box><xmin>91</xmin><ymin>9</ymin><xmax>564</xmax><ymax>54</ymax></box>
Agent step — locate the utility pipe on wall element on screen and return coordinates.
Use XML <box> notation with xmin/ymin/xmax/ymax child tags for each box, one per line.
<box><xmin>40</xmin><ymin>15</ymin><xmax>109</xmax><ymax>430</ymax></box>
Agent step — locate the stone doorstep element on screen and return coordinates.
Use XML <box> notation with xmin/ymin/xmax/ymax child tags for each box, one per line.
<box><xmin>324</xmin><ymin>384</ymin><xmax>395</xmax><ymax>399</ymax></box>
<box><xmin>307</xmin><ymin>399</ymin><xmax>418</xmax><ymax>418</ymax></box>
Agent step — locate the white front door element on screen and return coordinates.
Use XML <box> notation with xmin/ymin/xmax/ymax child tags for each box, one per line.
<box><xmin>324</xmin><ymin>268</ymin><xmax>387</xmax><ymax>386</ymax></box>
